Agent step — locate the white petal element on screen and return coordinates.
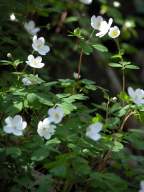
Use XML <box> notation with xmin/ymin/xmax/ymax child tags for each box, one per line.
<box><xmin>28</xmin><ymin>55</ymin><xmax>34</xmax><ymax>62</ymax></box>
<box><xmin>128</xmin><ymin>87</ymin><xmax>135</xmax><ymax>98</ymax></box>
<box><xmin>3</xmin><ymin>125</ymin><xmax>13</xmax><ymax>134</ymax></box>
<box><xmin>39</xmin><ymin>37</ymin><xmax>45</xmax><ymax>45</ymax></box>
<box><xmin>28</xmin><ymin>20</ymin><xmax>35</xmax><ymax>28</ymax></box>
<box><xmin>5</xmin><ymin>116</ymin><xmax>13</xmax><ymax>125</ymax></box>
<box><xmin>13</xmin><ymin>129</ymin><xmax>23</xmax><ymax>136</ymax></box>
<box><xmin>38</xmin><ymin>46</ymin><xmax>50</xmax><ymax>55</ymax></box>
<box><xmin>34</xmin><ymin>62</ymin><xmax>45</xmax><ymax>68</ymax></box>
<box><xmin>36</xmin><ymin>56</ymin><xmax>42</xmax><ymax>63</ymax></box>
<box><xmin>86</xmin><ymin>131</ymin><xmax>101</xmax><ymax>141</ymax></box>
<box><xmin>91</xmin><ymin>15</ymin><xmax>103</xmax><ymax>30</ymax></box>
<box><xmin>31</xmin><ymin>27</ymin><xmax>40</xmax><ymax>35</ymax></box>
<box><xmin>33</xmin><ymin>35</ymin><xmax>37</xmax><ymax>44</ymax></box>
<box><xmin>108</xmin><ymin>18</ymin><xmax>113</xmax><ymax>28</ymax></box>
<box><xmin>13</xmin><ymin>115</ymin><xmax>22</xmax><ymax>125</ymax></box>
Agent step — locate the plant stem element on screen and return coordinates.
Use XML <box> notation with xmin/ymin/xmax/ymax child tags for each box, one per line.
<box><xmin>115</xmin><ymin>39</ymin><xmax>125</xmax><ymax>92</ymax></box>
<box><xmin>120</xmin><ymin>111</ymin><xmax>136</xmax><ymax>131</ymax></box>
<box><xmin>122</xmin><ymin>69</ymin><xmax>125</xmax><ymax>92</ymax></box>
<box><xmin>105</xmin><ymin>97</ymin><xmax>110</xmax><ymax>122</ymax></box>
<box><xmin>77</xmin><ymin>29</ymin><xmax>95</xmax><ymax>80</ymax></box>
<box><xmin>77</xmin><ymin>49</ymin><xmax>83</xmax><ymax>80</ymax></box>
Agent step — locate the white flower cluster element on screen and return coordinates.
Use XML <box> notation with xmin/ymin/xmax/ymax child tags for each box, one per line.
<box><xmin>37</xmin><ymin>107</ymin><xmax>64</xmax><ymax>139</ymax></box>
<box><xmin>3</xmin><ymin>107</ymin><xmax>64</xmax><ymax>140</ymax></box>
<box><xmin>139</xmin><ymin>181</ymin><xmax>144</xmax><ymax>192</ymax></box>
<box><xmin>91</xmin><ymin>15</ymin><xmax>120</xmax><ymax>38</ymax></box>
<box><xmin>128</xmin><ymin>87</ymin><xmax>144</xmax><ymax>106</ymax></box>
<box><xmin>86</xmin><ymin>122</ymin><xmax>103</xmax><ymax>141</ymax></box>
<box><xmin>23</xmin><ymin>20</ymin><xmax>50</xmax><ymax>73</ymax></box>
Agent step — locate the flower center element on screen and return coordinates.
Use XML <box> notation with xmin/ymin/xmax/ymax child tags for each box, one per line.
<box><xmin>111</xmin><ymin>30</ymin><xmax>118</xmax><ymax>37</ymax></box>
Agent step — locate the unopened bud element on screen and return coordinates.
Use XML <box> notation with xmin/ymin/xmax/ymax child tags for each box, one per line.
<box><xmin>112</xmin><ymin>97</ymin><xmax>117</xmax><ymax>102</ymax></box>
<box><xmin>10</xmin><ymin>13</ymin><xmax>16</xmax><ymax>21</ymax></box>
<box><xmin>7</xmin><ymin>53</ymin><xmax>12</xmax><ymax>58</ymax></box>
<box><xmin>113</xmin><ymin>1</ymin><xmax>121</xmax><ymax>8</ymax></box>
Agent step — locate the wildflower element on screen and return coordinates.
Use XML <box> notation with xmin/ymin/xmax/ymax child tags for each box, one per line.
<box><xmin>10</xmin><ymin>13</ymin><xmax>17</xmax><ymax>21</ymax></box>
<box><xmin>86</xmin><ymin>122</ymin><xmax>103</xmax><ymax>141</ymax></box>
<box><xmin>139</xmin><ymin>181</ymin><xmax>144</xmax><ymax>192</ymax></box>
<box><xmin>124</xmin><ymin>20</ymin><xmax>135</xmax><ymax>28</ymax></box>
<box><xmin>73</xmin><ymin>72</ymin><xmax>81</xmax><ymax>79</ymax></box>
<box><xmin>32</xmin><ymin>35</ymin><xmax>50</xmax><ymax>55</ymax></box>
<box><xmin>48</xmin><ymin>106</ymin><xmax>64</xmax><ymax>124</ymax></box>
<box><xmin>3</xmin><ymin>115</ymin><xmax>27</xmax><ymax>136</ymax></box>
<box><xmin>79</xmin><ymin>0</ymin><xmax>93</xmax><ymax>4</ymax></box>
<box><xmin>7</xmin><ymin>53</ymin><xmax>12</xmax><ymax>58</ymax></box>
<box><xmin>108</xmin><ymin>26</ymin><xmax>120</xmax><ymax>38</ymax></box>
<box><xmin>91</xmin><ymin>15</ymin><xmax>103</xmax><ymax>30</ymax></box>
<box><xmin>22</xmin><ymin>77</ymin><xmax>32</xmax><ymax>86</ymax></box>
<box><xmin>37</xmin><ymin>118</ymin><xmax>56</xmax><ymax>140</ymax></box>
<box><xmin>24</xmin><ymin>20</ymin><xmax>40</xmax><ymax>36</ymax></box>
<box><xmin>26</xmin><ymin>55</ymin><xmax>45</xmax><ymax>69</ymax></box>
<box><xmin>91</xmin><ymin>15</ymin><xmax>113</xmax><ymax>37</ymax></box>
<box><xmin>128</xmin><ymin>87</ymin><xmax>144</xmax><ymax>105</ymax></box>
<box><xmin>113</xmin><ymin>1</ymin><xmax>121</xmax><ymax>8</ymax></box>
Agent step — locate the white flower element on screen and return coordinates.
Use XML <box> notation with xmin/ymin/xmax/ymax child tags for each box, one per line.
<box><xmin>37</xmin><ymin>118</ymin><xmax>56</xmax><ymax>140</ymax></box>
<box><xmin>86</xmin><ymin>122</ymin><xmax>103</xmax><ymax>141</ymax></box>
<box><xmin>48</xmin><ymin>106</ymin><xmax>64</xmax><ymax>124</ymax></box>
<box><xmin>10</xmin><ymin>13</ymin><xmax>17</xmax><ymax>21</ymax></box>
<box><xmin>3</xmin><ymin>115</ymin><xmax>27</xmax><ymax>136</ymax></box>
<box><xmin>32</xmin><ymin>35</ymin><xmax>50</xmax><ymax>55</ymax></box>
<box><xmin>128</xmin><ymin>87</ymin><xmax>144</xmax><ymax>106</ymax></box>
<box><xmin>73</xmin><ymin>72</ymin><xmax>81</xmax><ymax>79</ymax></box>
<box><xmin>113</xmin><ymin>1</ymin><xmax>121</xmax><ymax>8</ymax></box>
<box><xmin>91</xmin><ymin>15</ymin><xmax>103</xmax><ymax>30</ymax></box>
<box><xmin>108</xmin><ymin>26</ymin><xmax>120</xmax><ymax>38</ymax></box>
<box><xmin>79</xmin><ymin>0</ymin><xmax>92</xmax><ymax>4</ymax></box>
<box><xmin>139</xmin><ymin>181</ymin><xmax>144</xmax><ymax>192</ymax></box>
<box><xmin>24</xmin><ymin>20</ymin><xmax>40</xmax><ymax>36</ymax></box>
<box><xmin>96</xmin><ymin>18</ymin><xmax>113</xmax><ymax>37</ymax></box>
<box><xmin>124</xmin><ymin>20</ymin><xmax>135</xmax><ymax>28</ymax></box>
<box><xmin>22</xmin><ymin>77</ymin><xmax>32</xmax><ymax>86</ymax></box>
<box><xmin>26</xmin><ymin>55</ymin><xmax>45</xmax><ymax>69</ymax></box>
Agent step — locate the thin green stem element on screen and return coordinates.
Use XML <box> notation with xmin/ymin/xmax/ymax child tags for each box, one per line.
<box><xmin>77</xmin><ymin>49</ymin><xmax>83</xmax><ymax>80</ymax></box>
<box><xmin>88</xmin><ymin>29</ymin><xmax>95</xmax><ymax>41</ymax></box>
<box><xmin>77</xmin><ymin>29</ymin><xmax>95</xmax><ymax>80</ymax></box>
<box><xmin>122</xmin><ymin>69</ymin><xmax>125</xmax><ymax>92</ymax></box>
<box><xmin>115</xmin><ymin>39</ymin><xmax>125</xmax><ymax>92</ymax></box>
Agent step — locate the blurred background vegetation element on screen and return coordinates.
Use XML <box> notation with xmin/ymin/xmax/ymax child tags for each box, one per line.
<box><xmin>0</xmin><ymin>1</ymin><xmax>144</xmax><ymax>192</ymax></box>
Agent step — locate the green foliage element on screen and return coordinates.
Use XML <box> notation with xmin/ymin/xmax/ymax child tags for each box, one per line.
<box><xmin>0</xmin><ymin>0</ymin><xmax>144</xmax><ymax>191</ymax></box>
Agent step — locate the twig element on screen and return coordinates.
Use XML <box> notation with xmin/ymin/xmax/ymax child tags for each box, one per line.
<box><xmin>120</xmin><ymin>111</ymin><xmax>136</xmax><ymax>131</ymax></box>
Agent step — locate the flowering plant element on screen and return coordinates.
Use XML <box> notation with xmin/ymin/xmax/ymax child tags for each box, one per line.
<box><xmin>0</xmin><ymin>0</ymin><xmax>144</xmax><ymax>191</ymax></box>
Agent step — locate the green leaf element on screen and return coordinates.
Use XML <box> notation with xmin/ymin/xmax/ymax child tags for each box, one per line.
<box><xmin>6</xmin><ymin>147</ymin><xmax>22</xmax><ymax>158</ymax></box>
<box><xmin>112</xmin><ymin>141</ymin><xmax>123</xmax><ymax>152</ymax></box>
<box><xmin>109</xmin><ymin>63</ymin><xmax>122</xmax><ymax>68</ymax></box>
<box><xmin>80</xmin><ymin>41</ymin><xmax>93</xmax><ymax>55</ymax></box>
<box><xmin>125</xmin><ymin>65</ymin><xmax>140</xmax><ymax>69</ymax></box>
<box><xmin>31</xmin><ymin>147</ymin><xmax>50</xmax><ymax>161</ymax></box>
<box><xmin>58</xmin><ymin>102</ymin><xmax>76</xmax><ymax>114</ymax></box>
<box><xmin>92</xmin><ymin>44</ymin><xmax>108</xmax><ymax>52</ymax></box>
